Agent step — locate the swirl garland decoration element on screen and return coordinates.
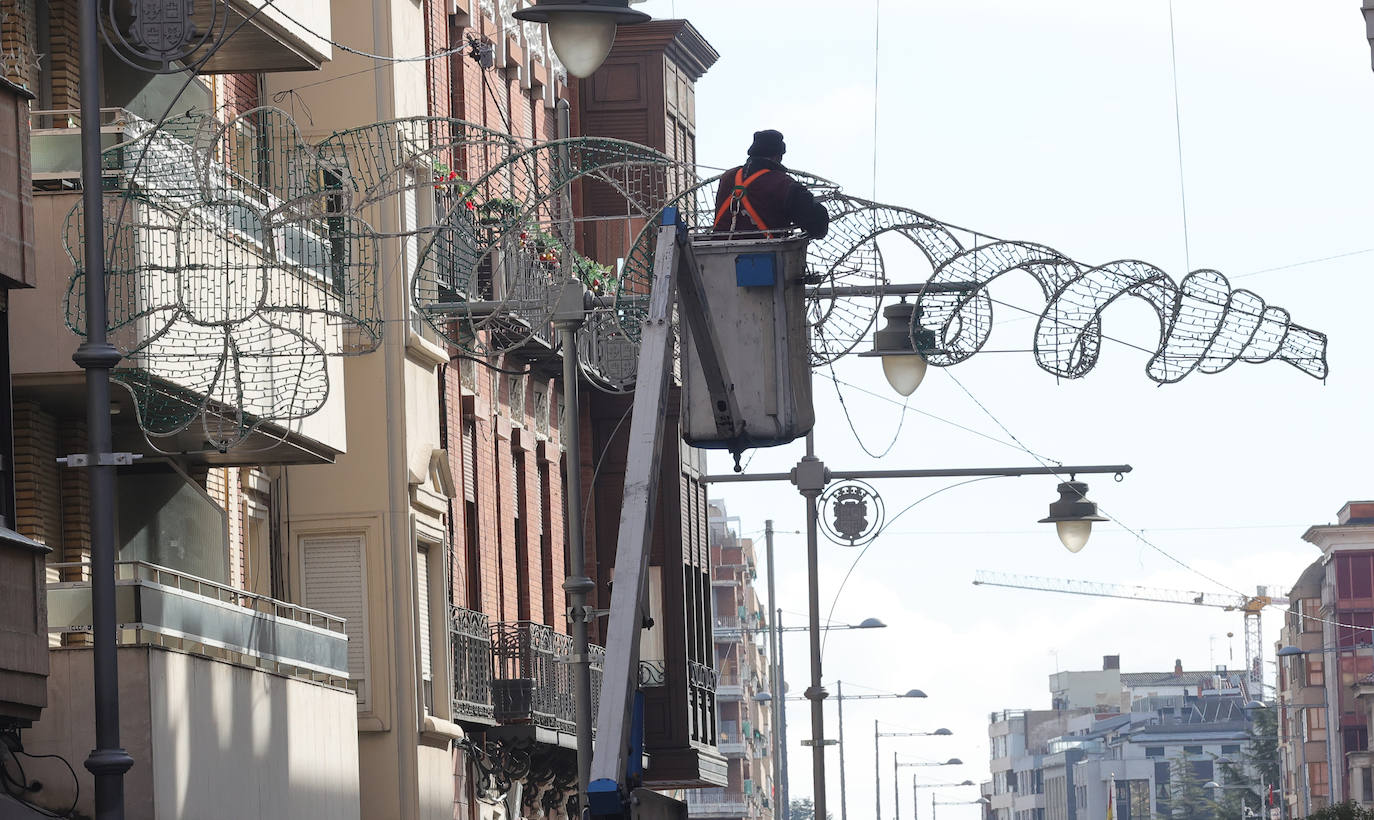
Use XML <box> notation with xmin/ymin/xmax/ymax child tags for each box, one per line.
<box><xmin>613</xmin><ymin>186</ymin><xmax>1327</xmax><ymax>384</ymax></box>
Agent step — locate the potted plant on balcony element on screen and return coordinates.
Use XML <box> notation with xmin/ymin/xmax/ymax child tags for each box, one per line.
<box><xmin>476</xmin><ymin>196</ymin><xmax>521</xmax><ymax>227</ymax></box>
<box><xmin>574</xmin><ymin>256</ymin><xmax>617</xmax><ymax>296</ymax></box>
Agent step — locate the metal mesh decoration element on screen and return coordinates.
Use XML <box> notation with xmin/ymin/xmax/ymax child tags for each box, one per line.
<box><xmin>64</xmin><ymin>106</ymin><xmax>381</xmax><ymax>450</ymax></box>
<box><xmin>409</xmin><ymin>136</ymin><xmax>683</xmax><ymax>362</ymax></box>
<box><xmin>614</xmin><ymin>182</ymin><xmax>1328</xmax><ymax>384</ymax></box>
<box><xmin>913</xmin><ymin>240</ymin><xmax>1328</xmax><ymax>382</ymax></box>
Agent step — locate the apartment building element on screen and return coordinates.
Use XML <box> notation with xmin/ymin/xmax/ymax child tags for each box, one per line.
<box><xmin>989</xmin><ymin>657</ymin><xmax>1257</xmax><ymax>820</ymax></box>
<box><xmin>686</xmin><ymin>501</ymin><xmax>775</xmax><ymax>820</ymax></box>
<box><xmin>1274</xmin><ymin>500</ymin><xmax>1374</xmax><ymax>816</ymax></box>
<box><xmin>1</xmin><ymin>0</ymin><xmax>724</xmax><ymax>817</ymax></box>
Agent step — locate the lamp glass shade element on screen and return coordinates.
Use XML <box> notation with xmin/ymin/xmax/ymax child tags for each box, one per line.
<box><xmin>882</xmin><ymin>354</ymin><xmax>927</xmax><ymax>397</ymax></box>
<box><xmin>1056</xmin><ymin>520</ymin><xmax>1092</xmax><ymax>553</ymax></box>
<box><xmin>546</xmin><ymin>12</ymin><xmax>618</xmax><ymax>77</ymax></box>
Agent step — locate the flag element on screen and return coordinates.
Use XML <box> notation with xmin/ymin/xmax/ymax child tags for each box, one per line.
<box><xmin>1267</xmin><ymin>784</ymin><xmax>1275</xmax><ymax>808</ymax></box>
<box><xmin>1107</xmin><ymin>778</ymin><xmax>1114</xmax><ymax>820</ymax></box>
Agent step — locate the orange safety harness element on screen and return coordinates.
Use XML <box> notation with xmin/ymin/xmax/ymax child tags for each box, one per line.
<box><xmin>714</xmin><ymin>167</ymin><xmax>774</xmax><ymax>237</ymax></box>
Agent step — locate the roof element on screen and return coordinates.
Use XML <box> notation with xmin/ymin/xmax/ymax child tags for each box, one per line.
<box><xmin>1120</xmin><ymin>671</ymin><xmax>1227</xmax><ymax>687</ymax></box>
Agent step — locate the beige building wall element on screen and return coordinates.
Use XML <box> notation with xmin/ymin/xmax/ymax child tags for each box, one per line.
<box><xmin>262</xmin><ymin>0</ymin><xmax>456</xmax><ymax>816</ymax></box>
<box><xmin>26</xmin><ymin>646</ymin><xmax>359</xmax><ymax>819</ymax></box>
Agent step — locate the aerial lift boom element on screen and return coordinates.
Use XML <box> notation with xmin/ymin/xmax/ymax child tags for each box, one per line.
<box><xmin>972</xmin><ymin>570</ymin><xmax>1288</xmax><ymax>696</ymax></box>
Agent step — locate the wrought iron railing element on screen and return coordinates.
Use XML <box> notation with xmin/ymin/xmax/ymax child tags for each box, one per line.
<box><xmin>452</xmin><ymin>605</ymin><xmax>494</xmax><ymax>722</ymax></box>
<box><xmin>491</xmin><ymin>620</ymin><xmax>604</xmax><ymax>733</ymax></box>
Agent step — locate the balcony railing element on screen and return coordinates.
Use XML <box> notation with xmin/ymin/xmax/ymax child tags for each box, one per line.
<box><xmin>686</xmin><ymin>789</ymin><xmax>750</xmax><ymax>817</ymax></box>
<box><xmin>491</xmin><ymin>620</ymin><xmax>604</xmax><ymax>734</ymax></box>
<box><xmin>47</xmin><ymin>560</ymin><xmax>348</xmax><ymax>683</ymax></box>
<box><xmin>452</xmin><ymin>605</ymin><xmax>494</xmax><ymax>722</ymax></box>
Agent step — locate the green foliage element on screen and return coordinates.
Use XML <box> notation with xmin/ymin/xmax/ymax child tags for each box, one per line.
<box><xmin>1157</xmin><ymin>756</ymin><xmax>1220</xmax><ymax>820</ymax></box>
<box><xmin>788</xmin><ymin>798</ymin><xmax>833</xmax><ymax>820</ymax></box>
<box><xmin>1304</xmin><ymin>802</ymin><xmax>1374</xmax><ymax>820</ymax></box>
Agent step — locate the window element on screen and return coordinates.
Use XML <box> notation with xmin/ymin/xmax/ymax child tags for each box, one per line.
<box><xmin>1302</xmin><ymin>598</ymin><xmax>1323</xmax><ymax>633</ymax></box>
<box><xmin>1340</xmin><ymin>611</ymin><xmax>1374</xmax><ymax>648</ymax></box>
<box><xmin>463</xmin><ymin>420</ymin><xmax>482</xmax><ymax>610</ymax></box>
<box><xmin>1306</xmin><ymin>655</ymin><xmax>1326</xmax><ymax>686</ymax></box>
<box><xmin>1221</xmin><ymin>744</ymin><xmax>1241</xmax><ymax>756</ymax></box>
<box><xmin>1344</xmin><ymin>726</ymin><xmax>1369</xmax><ymax>754</ymax></box>
<box><xmin>1308</xmin><ymin>761</ymin><xmax>1330</xmax><ymax>798</ymax></box>
<box><xmin>417</xmin><ymin>543</ymin><xmax>434</xmax><ymax>713</ymax></box>
<box><xmin>1145</xmin><ymin>747</ymin><xmax>1165</xmax><ymax>758</ymax></box>
<box><xmin>301</xmin><ymin>534</ymin><xmax>369</xmax><ymax>708</ymax></box>
<box><xmin>1183</xmin><ymin>745</ymin><xmax>1204</xmax><ymax>755</ymax></box>
<box><xmin>1338</xmin><ymin>553</ymin><xmax>1374</xmax><ymax>600</ymax></box>
<box><xmin>513</xmin><ymin>451</ymin><xmax>530</xmax><ymax>621</ymax></box>
<box><xmin>1306</xmin><ymin>707</ymin><xmax>1327</xmax><ymax>742</ymax></box>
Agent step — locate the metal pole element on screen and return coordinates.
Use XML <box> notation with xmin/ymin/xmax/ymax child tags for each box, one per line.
<box><xmin>913</xmin><ymin>775</ymin><xmax>918</xmax><ymax>820</ymax></box>
<box><xmin>554</xmin><ymin>97</ymin><xmax>595</xmax><ymax>811</ymax></box>
<box><xmin>76</xmin><ymin>1</ymin><xmax>133</xmax><ymax>817</ymax></box>
<box><xmin>893</xmin><ymin>752</ymin><xmax>899</xmax><ymax>820</ymax></box>
<box><xmin>779</xmin><ymin>609</ymin><xmax>789</xmax><ymax>819</ymax></box>
<box><xmin>875</xmin><ymin>720</ymin><xmax>881</xmax><ymax>820</ymax></box>
<box><xmin>802</xmin><ymin>433</ymin><xmax>828</xmax><ymax>820</ymax></box>
<box><xmin>838</xmin><ymin>681</ymin><xmax>848</xmax><ymax>820</ymax></box>
<box><xmin>767</xmin><ymin>521</ymin><xmax>782</xmax><ymax>820</ymax></box>
<box><xmin>704</xmin><ymin>464</ymin><xmax>1132</xmax><ymax>484</ymax></box>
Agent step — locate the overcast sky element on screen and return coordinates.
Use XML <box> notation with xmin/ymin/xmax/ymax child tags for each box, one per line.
<box><xmin>629</xmin><ymin>2</ymin><xmax>1374</xmax><ymax>818</ymax></box>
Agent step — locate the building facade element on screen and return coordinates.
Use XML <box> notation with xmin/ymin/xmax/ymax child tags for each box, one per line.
<box><xmin>685</xmin><ymin>500</ymin><xmax>775</xmax><ymax>820</ymax></box>
<box><xmin>1</xmin><ymin>0</ymin><xmax>727</xmax><ymax>817</ymax></box>
<box><xmin>988</xmin><ymin>657</ymin><xmax>1257</xmax><ymax>820</ymax></box>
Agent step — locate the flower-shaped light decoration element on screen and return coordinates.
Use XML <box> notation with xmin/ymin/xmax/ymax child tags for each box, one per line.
<box><xmin>64</xmin><ymin>107</ymin><xmax>381</xmax><ymax>451</ymax></box>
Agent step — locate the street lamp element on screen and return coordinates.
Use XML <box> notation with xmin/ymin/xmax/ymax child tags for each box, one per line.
<box><xmin>931</xmin><ymin>797</ymin><xmax>989</xmax><ymax>820</ymax></box>
<box><xmin>914</xmin><ymin>778</ymin><xmax>976</xmax><ymax>820</ymax></box>
<box><xmin>1038</xmin><ymin>478</ymin><xmax>1109</xmax><ymax>553</ymax></box>
<box><xmin>893</xmin><ymin>756</ymin><xmax>963</xmax><ymax>820</ymax></box>
<box><xmin>514</xmin><ymin>0</ymin><xmax>651</xmax><ymax>78</ymax></box>
<box><xmin>776</xmin><ymin>617</ymin><xmax>888</xmax><ymax>633</ymax></box>
<box><xmin>858</xmin><ymin>301</ymin><xmax>937</xmax><ymax>397</ymax></box>
<box><xmin>876</xmin><ymin>721</ymin><xmax>956</xmax><ymax>820</ymax></box>
<box><xmin>786</xmin><ymin>685</ymin><xmax>933</xmax><ymax>820</ymax></box>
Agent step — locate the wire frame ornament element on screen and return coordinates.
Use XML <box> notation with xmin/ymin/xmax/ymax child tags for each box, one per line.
<box><xmin>64</xmin><ymin>107</ymin><xmax>382</xmax><ymax>451</ymax></box>
<box><xmin>409</xmin><ymin>135</ymin><xmax>685</xmax><ymax>361</ymax></box>
<box><xmin>101</xmin><ymin>0</ymin><xmax>227</xmax><ymax>73</ymax></box>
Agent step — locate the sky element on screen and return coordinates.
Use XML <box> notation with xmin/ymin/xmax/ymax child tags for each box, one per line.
<box><xmin>628</xmin><ymin>2</ymin><xmax>1374</xmax><ymax>819</ymax></box>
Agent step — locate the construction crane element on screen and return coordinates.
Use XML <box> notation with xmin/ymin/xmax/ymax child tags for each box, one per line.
<box><xmin>972</xmin><ymin>571</ymin><xmax>1288</xmax><ymax>696</ymax></box>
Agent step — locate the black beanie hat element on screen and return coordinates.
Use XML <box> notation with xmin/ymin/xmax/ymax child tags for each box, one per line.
<box><xmin>747</xmin><ymin>129</ymin><xmax>786</xmax><ymax>158</ymax></box>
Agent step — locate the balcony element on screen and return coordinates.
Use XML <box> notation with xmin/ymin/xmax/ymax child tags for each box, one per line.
<box><xmin>47</xmin><ymin>560</ymin><xmax>350</xmax><ymax>681</ymax></box>
<box><xmin>716</xmin><ymin>671</ymin><xmax>743</xmax><ymax>701</ymax></box>
<box><xmin>490</xmin><ymin>620</ymin><xmax>605</xmax><ymax>740</ymax></box>
<box><xmin>451</xmin><ymin>605</ymin><xmax>495</xmax><ymax>723</ymax></box>
<box><xmin>686</xmin><ymin>789</ymin><xmax>750</xmax><ymax>818</ymax></box>
<box><xmin>17</xmin><ymin>108</ymin><xmax>351</xmax><ymax>465</ymax></box>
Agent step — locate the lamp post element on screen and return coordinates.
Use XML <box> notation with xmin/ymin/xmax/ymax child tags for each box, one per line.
<box><xmin>915</xmin><ymin>778</ymin><xmax>975</xmax><ymax>820</ymax></box>
<box><xmin>514</xmin><ymin>0</ymin><xmax>651</xmax><ymax>78</ymax></box>
<box><xmin>709</xmin><ymin>463</ymin><xmax>1128</xmax><ymax>820</ymax></box>
<box><xmin>893</xmin><ymin>756</ymin><xmax>963</xmax><ymax>820</ymax></box>
<box><xmin>875</xmin><ymin>722</ymin><xmax>954</xmax><ymax>820</ymax></box>
<box><xmin>783</xmin><ymin>685</ymin><xmax>932</xmax><ymax>820</ymax></box>
<box><xmin>931</xmin><ymin>797</ymin><xmax>989</xmax><ymax>820</ymax></box>
<box><xmin>1205</xmin><ymin>780</ymin><xmax>1276</xmax><ymax>820</ymax></box>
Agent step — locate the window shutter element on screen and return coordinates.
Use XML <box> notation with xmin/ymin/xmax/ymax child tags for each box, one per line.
<box><xmin>301</xmin><ymin>535</ymin><xmax>369</xmax><ymax>707</ymax></box>
<box><xmin>417</xmin><ymin>545</ymin><xmax>433</xmax><ymax>683</ymax></box>
<box><xmin>463</xmin><ymin>421</ymin><xmax>477</xmax><ymax>503</ymax></box>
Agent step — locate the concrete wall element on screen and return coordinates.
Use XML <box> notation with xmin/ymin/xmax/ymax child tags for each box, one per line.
<box><xmin>24</xmin><ymin>645</ymin><xmax>359</xmax><ymax>819</ymax></box>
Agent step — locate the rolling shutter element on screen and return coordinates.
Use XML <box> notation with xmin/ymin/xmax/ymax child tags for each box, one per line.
<box><xmin>417</xmin><ymin>544</ymin><xmax>433</xmax><ymax>684</ymax></box>
<box><xmin>301</xmin><ymin>535</ymin><xmax>369</xmax><ymax>707</ymax></box>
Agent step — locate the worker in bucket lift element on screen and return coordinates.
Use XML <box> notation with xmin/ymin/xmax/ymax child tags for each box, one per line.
<box><xmin>712</xmin><ymin>129</ymin><xmax>830</xmax><ymax>239</ymax></box>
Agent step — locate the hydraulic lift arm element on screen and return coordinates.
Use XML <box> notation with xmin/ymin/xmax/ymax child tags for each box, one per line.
<box><xmin>587</xmin><ymin>210</ymin><xmax>739</xmax><ymax>820</ymax></box>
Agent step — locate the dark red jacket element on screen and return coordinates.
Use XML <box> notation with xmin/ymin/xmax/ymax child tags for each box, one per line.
<box><xmin>711</xmin><ymin>158</ymin><xmax>830</xmax><ymax>239</ymax></box>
